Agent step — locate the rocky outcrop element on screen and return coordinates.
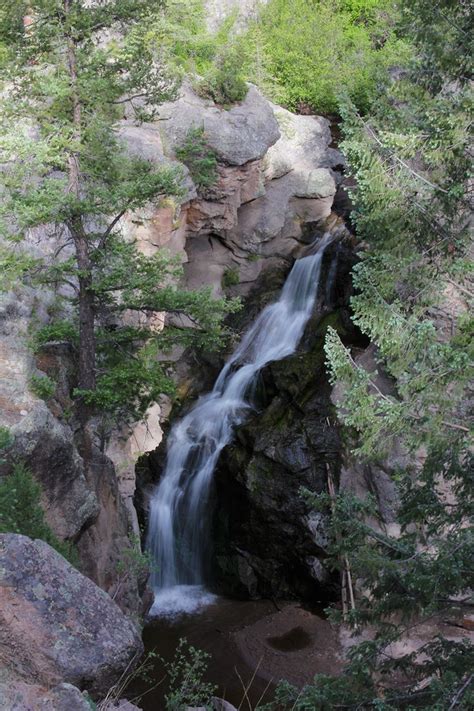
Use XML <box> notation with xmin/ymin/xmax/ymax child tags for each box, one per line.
<box><xmin>119</xmin><ymin>84</ymin><xmax>340</xmax><ymax>299</ymax></box>
<box><xmin>0</xmin><ymin>534</ymin><xmax>143</xmax><ymax>695</ymax></box>
<box><xmin>75</xmin><ymin>448</ymin><xmax>150</xmax><ymax>616</ymax></box>
<box><xmin>204</xmin><ymin>0</ymin><xmax>268</xmax><ymax>33</ymax></box>
<box><xmin>0</xmin><ymin>288</ymin><xmax>99</xmax><ymax>541</ymax></box>
<box><xmin>159</xmin><ymin>84</ymin><xmax>280</xmax><ymax>167</ymax></box>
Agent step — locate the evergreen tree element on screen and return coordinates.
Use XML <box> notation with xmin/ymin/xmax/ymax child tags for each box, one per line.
<box><xmin>271</xmin><ymin>1</ymin><xmax>473</xmax><ymax>708</ymax></box>
<box><xmin>0</xmin><ymin>1</ymin><xmax>238</xmax><ymax>428</ymax></box>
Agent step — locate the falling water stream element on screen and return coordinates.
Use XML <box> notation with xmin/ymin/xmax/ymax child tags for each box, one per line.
<box><xmin>147</xmin><ymin>234</ymin><xmax>333</xmax><ymax>616</ymax></box>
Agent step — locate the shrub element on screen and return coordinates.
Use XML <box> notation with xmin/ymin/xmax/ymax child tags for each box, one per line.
<box><xmin>29</xmin><ymin>373</ymin><xmax>56</xmax><ymax>400</ymax></box>
<box><xmin>163</xmin><ymin>638</ymin><xmax>216</xmax><ymax>710</ymax></box>
<box><xmin>197</xmin><ymin>44</ymin><xmax>248</xmax><ymax>106</ymax></box>
<box><xmin>222</xmin><ymin>266</ymin><xmax>240</xmax><ymax>289</ymax></box>
<box><xmin>244</xmin><ymin>0</ymin><xmax>410</xmax><ymax>115</ymax></box>
<box><xmin>33</xmin><ymin>319</ymin><xmax>78</xmax><ymax>351</ymax></box>
<box><xmin>0</xmin><ymin>463</ymin><xmax>79</xmax><ymax>565</ymax></box>
<box><xmin>176</xmin><ymin>127</ymin><xmax>218</xmax><ymax>189</ymax></box>
<box><xmin>0</xmin><ymin>426</ymin><xmax>12</xmax><ymax>452</ymax></box>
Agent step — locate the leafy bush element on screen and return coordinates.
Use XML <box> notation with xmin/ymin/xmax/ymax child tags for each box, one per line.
<box><xmin>29</xmin><ymin>373</ymin><xmax>56</xmax><ymax>400</ymax></box>
<box><xmin>176</xmin><ymin>127</ymin><xmax>218</xmax><ymax>189</ymax></box>
<box><xmin>222</xmin><ymin>266</ymin><xmax>240</xmax><ymax>289</ymax></box>
<box><xmin>244</xmin><ymin>0</ymin><xmax>410</xmax><ymax>115</ymax></box>
<box><xmin>163</xmin><ymin>638</ymin><xmax>216</xmax><ymax>710</ymax></box>
<box><xmin>33</xmin><ymin>320</ymin><xmax>78</xmax><ymax>351</ymax></box>
<box><xmin>0</xmin><ymin>463</ymin><xmax>79</xmax><ymax>565</ymax></box>
<box><xmin>0</xmin><ymin>426</ymin><xmax>12</xmax><ymax>453</ymax></box>
<box><xmin>197</xmin><ymin>44</ymin><xmax>248</xmax><ymax>105</ymax></box>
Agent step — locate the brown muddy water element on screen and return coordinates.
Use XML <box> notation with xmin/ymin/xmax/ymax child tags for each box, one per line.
<box><xmin>129</xmin><ymin>597</ymin><xmax>342</xmax><ymax>710</ymax></box>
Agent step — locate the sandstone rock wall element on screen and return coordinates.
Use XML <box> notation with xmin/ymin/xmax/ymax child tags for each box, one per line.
<box><xmin>121</xmin><ymin>85</ymin><xmax>340</xmax><ymax>300</ymax></box>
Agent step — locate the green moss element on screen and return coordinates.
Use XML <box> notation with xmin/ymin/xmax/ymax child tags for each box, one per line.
<box><xmin>246</xmin><ymin>253</ymin><xmax>262</xmax><ymax>262</ymax></box>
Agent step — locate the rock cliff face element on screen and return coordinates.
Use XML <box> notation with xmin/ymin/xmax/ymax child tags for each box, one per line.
<box><xmin>204</xmin><ymin>0</ymin><xmax>269</xmax><ymax>33</ymax></box>
<box><xmin>121</xmin><ymin>84</ymin><xmax>339</xmax><ymax>300</ymax></box>
<box><xmin>117</xmin><ymin>83</ymin><xmax>352</xmax><ymax>603</ymax></box>
<box><xmin>0</xmin><ymin>82</ymin><xmax>343</xmax><ymax>619</ymax></box>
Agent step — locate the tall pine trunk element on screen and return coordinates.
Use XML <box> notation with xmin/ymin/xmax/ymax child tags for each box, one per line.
<box><xmin>65</xmin><ymin>0</ymin><xmax>96</xmax><ymax>427</ymax></box>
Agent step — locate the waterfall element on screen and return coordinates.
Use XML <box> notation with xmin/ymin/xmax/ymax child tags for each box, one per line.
<box><xmin>146</xmin><ymin>234</ymin><xmax>333</xmax><ymax>616</ymax></box>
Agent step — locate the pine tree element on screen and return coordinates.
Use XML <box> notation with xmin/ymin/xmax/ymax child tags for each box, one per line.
<box><xmin>0</xmin><ymin>1</ymin><xmax>239</xmax><ymax>428</ymax></box>
<box><xmin>270</xmin><ymin>1</ymin><xmax>473</xmax><ymax>708</ymax></box>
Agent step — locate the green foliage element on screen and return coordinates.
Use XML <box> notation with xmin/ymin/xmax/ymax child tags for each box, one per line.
<box><xmin>163</xmin><ymin>638</ymin><xmax>216</xmax><ymax>711</ymax></box>
<box><xmin>29</xmin><ymin>373</ymin><xmax>57</xmax><ymax>400</ymax></box>
<box><xmin>243</xmin><ymin>0</ymin><xmax>409</xmax><ymax>114</ymax></box>
<box><xmin>33</xmin><ymin>320</ymin><xmax>79</xmax><ymax>351</ymax></box>
<box><xmin>116</xmin><ymin>534</ymin><xmax>154</xmax><ymax>578</ymax></box>
<box><xmin>310</xmin><ymin>0</ymin><xmax>474</xmax><ymax>707</ymax></box>
<box><xmin>139</xmin><ymin>0</ymin><xmax>216</xmax><ymax>77</ymax></box>
<box><xmin>0</xmin><ymin>426</ymin><xmax>13</xmax><ymax>467</ymax></box>
<box><xmin>176</xmin><ymin>127</ymin><xmax>218</xmax><ymax>189</ymax></box>
<box><xmin>74</xmin><ymin>239</ymin><xmax>240</xmax><ymax>421</ymax></box>
<box><xmin>222</xmin><ymin>266</ymin><xmax>240</xmax><ymax>289</ymax></box>
<box><xmin>0</xmin><ymin>463</ymin><xmax>79</xmax><ymax>565</ymax></box>
<box><xmin>0</xmin><ymin>426</ymin><xmax>12</xmax><ymax>453</ymax></box>
<box><xmin>0</xmin><ymin>0</ymin><xmax>26</xmax><ymax>69</ymax></box>
<box><xmin>83</xmin><ymin>692</ymin><xmax>97</xmax><ymax>711</ymax></box>
<box><xmin>0</xmin><ymin>0</ymin><xmax>240</xmax><ymax>426</ymax></box>
<box><xmin>197</xmin><ymin>43</ymin><xmax>248</xmax><ymax>105</ymax></box>
<box><xmin>137</xmin><ymin>0</ymin><xmax>247</xmax><ymax>105</ymax></box>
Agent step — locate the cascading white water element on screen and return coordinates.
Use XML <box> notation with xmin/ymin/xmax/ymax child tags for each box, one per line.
<box><xmin>147</xmin><ymin>234</ymin><xmax>332</xmax><ymax>616</ymax></box>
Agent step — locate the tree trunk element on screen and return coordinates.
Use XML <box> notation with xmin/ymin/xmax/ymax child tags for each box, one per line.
<box><xmin>64</xmin><ymin>0</ymin><xmax>96</xmax><ymax>424</ymax></box>
<box><xmin>71</xmin><ymin>219</ymin><xmax>96</xmax><ymax>395</ymax></box>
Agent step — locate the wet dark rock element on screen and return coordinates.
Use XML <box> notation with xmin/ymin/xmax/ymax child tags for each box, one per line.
<box><xmin>208</xmin><ymin>241</ymin><xmax>362</xmax><ymax>599</ymax></box>
<box><xmin>212</xmin><ymin>311</ymin><xmax>346</xmax><ymax>600</ymax></box>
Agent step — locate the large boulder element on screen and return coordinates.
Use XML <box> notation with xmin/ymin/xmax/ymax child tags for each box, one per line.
<box><xmin>0</xmin><ymin>534</ymin><xmax>143</xmax><ymax>694</ymax></box>
<box><xmin>263</xmin><ymin>105</ymin><xmax>344</xmax><ymax>180</ymax></box>
<box><xmin>224</xmin><ymin>106</ymin><xmax>339</xmax><ymax>260</ymax></box>
<box><xmin>158</xmin><ymin>84</ymin><xmax>280</xmax><ymax>167</ymax></box>
<box><xmin>179</xmin><ymin>94</ymin><xmax>340</xmax><ymax>299</ymax></box>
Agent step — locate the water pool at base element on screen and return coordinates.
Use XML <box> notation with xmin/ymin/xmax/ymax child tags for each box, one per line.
<box><xmin>130</xmin><ymin>596</ymin><xmax>342</xmax><ymax>710</ymax></box>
